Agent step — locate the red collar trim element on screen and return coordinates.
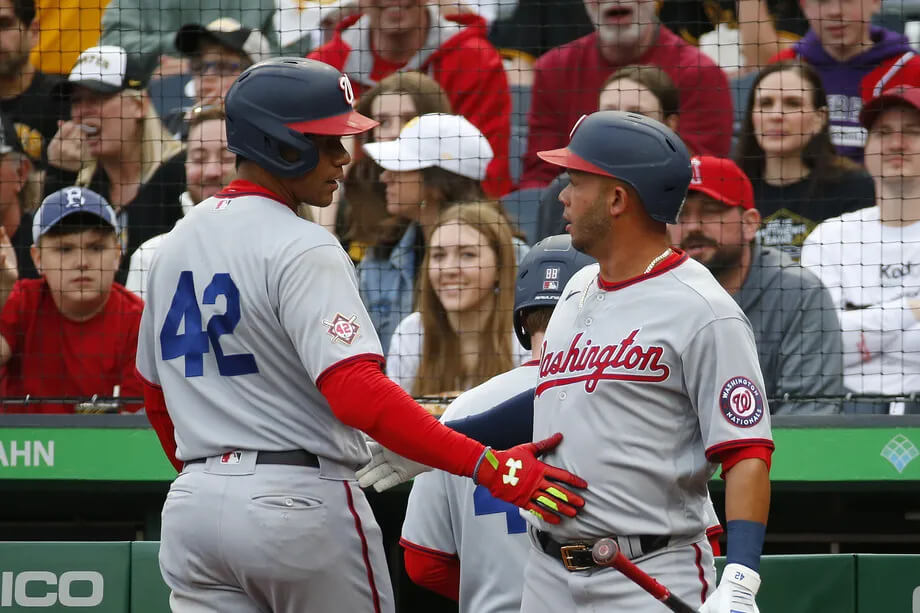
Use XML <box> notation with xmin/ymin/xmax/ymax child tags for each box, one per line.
<box><xmin>596</xmin><ymin>249</ymin><xmax>687</xmax><ymax>292</ymax></box>
<box><xmin>521</xmin><ymin>359</ymin><xmax>540</xmax><ymax>367</ymax></box>
<box><xmin>215</xmin><ymin>179</ymin><xmax>295</xmax><ymax>211</ymax></box>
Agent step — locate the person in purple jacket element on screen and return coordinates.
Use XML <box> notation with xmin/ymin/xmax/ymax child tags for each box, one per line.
<box><xmin>772</xmin><ymin>0</ymin><xmax>913</xmax><ymax>162</ymax></box>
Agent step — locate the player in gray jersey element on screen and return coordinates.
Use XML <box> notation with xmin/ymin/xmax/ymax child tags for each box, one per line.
<box><xmin>135</xmin><ymin>58</ymin><xmax>587</xmax><ymax>613</ymax></box>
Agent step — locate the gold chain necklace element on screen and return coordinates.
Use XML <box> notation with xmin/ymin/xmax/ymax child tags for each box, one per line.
<box><xmin>644</xmin><ymin>247</ymin><xmax>672</xmax><ymax>274</ymax></box>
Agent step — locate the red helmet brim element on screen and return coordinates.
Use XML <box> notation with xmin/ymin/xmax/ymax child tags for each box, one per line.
<box><xmin>537</xmin><ymin>147</ymin><xmax>615</xmax><ymax>178</ymax></box>
<box><xmin>286</xmin><ymin>109</ymin><xmax>379</xmax><ymax>135</ymax></box>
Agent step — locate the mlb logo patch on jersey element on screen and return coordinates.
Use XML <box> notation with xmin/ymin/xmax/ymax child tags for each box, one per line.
<box><xmin>214</xmin><ymin>199</ymin><xmax>232</xmax><ymax>211</ymax></box>
<box><xmin>719</xmin><ymin>377</ymin><xmax>764</xmax><ymax>428</ymax></box>
<box><xmin>323</xmin><ymin>313</ymin><xmax>360</xmax><ymax>345</ymax></box>
<box><xmin>220</xmin><ymin>451</ymin><xmax>243</xmax><ymax>464</ymax></box>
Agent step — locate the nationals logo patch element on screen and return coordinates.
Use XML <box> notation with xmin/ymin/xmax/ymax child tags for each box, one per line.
<box><xmin>323</xmin><ymin>313</ymin><xmax>360</xmax><ymax>345</ymax></box>
<box><xmin>719</xmin><ymin>377</ymin><xmax>764</xmax><ymax>427</ymax></box>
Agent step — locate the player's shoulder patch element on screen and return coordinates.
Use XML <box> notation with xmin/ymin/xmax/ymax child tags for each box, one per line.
<box><xmin>718</xmin><ymin>376</ymin><xmax>765</xmax><ymax>428</ymax></box>
<box><xmin>323</xmin><ymin>313</ymin><xmax>361</xmax><ymax>345</ymax></box>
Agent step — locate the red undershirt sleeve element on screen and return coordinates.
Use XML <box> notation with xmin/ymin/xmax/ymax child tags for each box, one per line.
<box><xmin>137</xmin><ymin>371</ymin><xmax>182</xmax><ymax>473</ymax></box>
<box><xmin>401</xmin><ymin>542</ymin><xmax>460</xmax><ymax>601</ymax></box>
<box><xmin>317</xmin><ymin>358</ymin><xmax>485</xmax><ymax>477</ymax></box>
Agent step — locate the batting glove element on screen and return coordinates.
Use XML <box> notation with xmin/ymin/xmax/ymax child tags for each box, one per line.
<box><xmin>698</xmin><ymin>563</ymin><xmax>761</xmax><ymax>613</ymax></box>
<box><xmin>355</xmin><ymin>440</ymin><xmax>429</xmax><ymax>492</ymax></box>
<box><xmin>474</xmin><ymin>433</ymin><xmax>587</xmax><ymax>524</ymax></box>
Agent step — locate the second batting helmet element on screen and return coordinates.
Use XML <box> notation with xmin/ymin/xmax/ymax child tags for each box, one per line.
<box><xmin>537</xmin><ymin>111</ymin><xmax>691</xmax><ymax>224</ymax></box>
<box><xmin>225</xmin><ymin>58</ymin><xmax>378</xmax><ymax>177</ymax></box>
<box><xmin>514</xmin><ymin>234</ymin><xmax>595</xmax><ymax>350</ymax></box>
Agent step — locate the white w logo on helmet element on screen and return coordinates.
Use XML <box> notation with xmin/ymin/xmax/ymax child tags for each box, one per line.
<box><xmin>339</xmin><ymin>75</ymin><xmax>355</xmax><ymax>106</ymax></box>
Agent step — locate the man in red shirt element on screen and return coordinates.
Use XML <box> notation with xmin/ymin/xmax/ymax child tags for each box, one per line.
<box><xmin>520</xmin><ymin>0</ymin><xmax>733</xmax><ymax>188</ymax></box>
<box><xmin>308</xmin><ymin>0</ymin><xmax>512</xmax><ymax>197</ymax></box>
<box><xmin>0</xmin><ymin>186</ymin><xmax>144</xmax><ymax>413</ymax></box>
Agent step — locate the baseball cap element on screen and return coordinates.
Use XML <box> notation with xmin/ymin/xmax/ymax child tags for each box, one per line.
<box><xmin>0</xmin><ymin>112</ymin><xmax>23</xmax><ymax>156</ymax></box>
<box><xmin>362</xmin><ymin>114</ymin><xmax>493</xmax><ymax>181</ymax></box>
<box><xmin>175</xmin><ymin>18</ymin><xmax>271</xmax><ymax>64</ymax></box>
<box><xmin>32</xmin><ymin>187</ymin><xmax>119</xmax><ymax>245</ymax></box>
<box><xmin>59</xmin><ymin>45</ymin><xmax>157</xmax><ymax>96</ymax></box>
<box><xmin>860</xmin><ymin>85</ymin><xmax>920</xmax><ymax>130</ymax></box>
<box><xmin>686</xmin><ymin>156</ymin><xmax>754</xmax><ymax>210</ymax></box>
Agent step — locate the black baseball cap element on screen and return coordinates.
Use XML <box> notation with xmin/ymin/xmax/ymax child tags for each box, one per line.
<box><xmin>175</xmin><ymin>18</ymin><xmax>270</xmax><ymax>64</ymax></box>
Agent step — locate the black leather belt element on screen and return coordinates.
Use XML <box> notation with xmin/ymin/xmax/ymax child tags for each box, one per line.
<box><xmin>535</xmin><ymin>530</ymin><xmax>670</xmax><ymax>571</ymax></box>
<box><xmin>185</xmin><ymin>450</ymin><xmax>320</xmax><ymax>468</ymax></box>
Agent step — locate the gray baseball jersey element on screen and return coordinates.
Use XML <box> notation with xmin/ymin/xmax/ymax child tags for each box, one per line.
<box><xmin>401</xmin><ymin>362</ymin><xmax>538</xmax><ymax>613</ymax></box>
<box><xmin>136</xmin><ymin>184</ymin><xmax>394</xmax><ymax>612</ymax></box>
<box><xmin>136</xmin><ymin>187</ymin><xmax>382</xmax><ymax>467</ymax></box>
<box><xmin>532</xmin><ymin>254</ymin><xmax>773</xmax><ymax>541</ymax></box>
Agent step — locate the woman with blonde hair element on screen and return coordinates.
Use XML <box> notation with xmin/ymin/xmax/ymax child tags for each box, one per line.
<box><xmin>44</xmin><ymin>46</ymin><xmax>186</xmax><ymax>284</ymax></box>
<box><xmin>386</xmin><ymin>201</ymin><xmax>530</xmax><ymax>396</ymax></box>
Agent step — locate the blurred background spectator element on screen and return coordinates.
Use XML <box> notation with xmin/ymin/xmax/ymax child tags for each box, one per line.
<box><xmin>337</xmin><ymin>71</ymin><xmax>452</xmax><ymax>264</ymax></box>
<box><xmin>669</xmin><ymin>155</ymin><xmax>843</xmax><ymax>414</ymax></box>
<box><xmin>0</xmin><ymin>0</ymin><xmax>69</xmax><ymax>166</ymax></box>
<box><xmin>736</xmin><ymin>60</ymin><xmax>875</xmax><ymax>260</ymax></box>
<box><xmin>386</xmin><ymin>201</ymin><xmax>529</xmax><ymax>395</ymax></box>
<box><xmin>0</xmin><ymin>111</ymin><xmax>39</xmax><ymax>280</ymax></box>
<box><xmin>126</xmin><ymin>103</ymin><xmax>233</xmax><ymax>298</ymax></box>
<box><xmin>773</xmin><ymin>0</ymin><xmax>913</xmax><ymax>161</ymax></box>
<box><xmin>45</xmin><ymin>45</ymin><xmax>185</xmax><ymax>285</ymax></box>
<box><xmin>309</xmin><ymin>0</ymin><xmax>513</xmax><ymax>197</ymax></box>
<box><xmin>359</xmin><ymin>113</ymin><xmax>492</xmax><ymax>354</ymax></box>
<box><xmin>802</xmin><ymin>86</ymin><xmax>920</xmax><ymax>411</ymax></box>
<box><xmin>0</xmin><ymin>187</ymin><xmax>142</xmax><ymax>414</ymax></box>
<box><xmin>161</xmin><ymin>18</ymin><xmax>270</xmax><ymax>139</ymax></box>
<box><xmin>520</xmin><ymin>0</ymin><xmax>733</xmax><ymax>188</ymax></box>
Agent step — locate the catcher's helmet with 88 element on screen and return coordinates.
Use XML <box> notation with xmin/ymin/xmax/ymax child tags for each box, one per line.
<box><xmin>514</xmin><ymin>234</ymin><xmax>596</xmax><ymax>350</ymax></box>
<box><xmin>225</xmin><ymin>58</ymin><xmax>378</xmax><ymax>177</ymax></box>
<box><xmin>537</xmin><ymin>111</ymin><xmax>692</xmax><ymax>224</ymax></box>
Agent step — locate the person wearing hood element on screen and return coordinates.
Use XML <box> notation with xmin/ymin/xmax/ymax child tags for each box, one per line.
<box><xmin>125</xmin><ymin>104</ymin><xmax>235</xmax><ymax>299</ymax></box>
<box><xmin>669</xmin><ymin>155</ymin><xmax>844</xmax><ymax>415</ymax></box>
<box><xmin>772</xmin><ymin>0</ymin><xmax>912</xmax><ymax>162</ymax></box>
<box><xmin>307</xmin><ymin>0</ymin><xmax>512</xmax><ymax>197</ymax></box>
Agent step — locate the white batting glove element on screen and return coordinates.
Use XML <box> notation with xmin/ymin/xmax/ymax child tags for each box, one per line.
<box><xmin>698</xmin><ymin>563</ymin><xmax>761</xmax><ymax>613</ymax></box>
<box><xmin>355</xmin><ymin>440</ymin><xmax>430</xmax><ymax>492</ymax></box>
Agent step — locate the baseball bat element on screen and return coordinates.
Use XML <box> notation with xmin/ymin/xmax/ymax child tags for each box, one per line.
<box><xmin>591</xmin><ymin>538</ymin><xmax>698</xmax><ymax>613</ymax></box>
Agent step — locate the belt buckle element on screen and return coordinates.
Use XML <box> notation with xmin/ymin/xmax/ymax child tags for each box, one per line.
<box><xmin>559</xmin><ymin>544</ymin><xmax>593</xmax><ymax>572</ymax></box>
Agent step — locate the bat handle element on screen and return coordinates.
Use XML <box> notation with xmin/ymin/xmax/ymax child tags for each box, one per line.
<box><xmin>610</xmin><ymin>549</ymin><xmax>699</xmax><ymax>613</ymax></box>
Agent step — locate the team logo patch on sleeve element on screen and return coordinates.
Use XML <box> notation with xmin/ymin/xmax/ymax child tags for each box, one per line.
<box><xmin>719</xmin><ymin>377</ymin><xmax>764</xmax><ymax>427</ymax></box>
<box><xmin>323</xmin><ymin>313</ymin><xmax>360</xmax><ymax>345</ymax></box>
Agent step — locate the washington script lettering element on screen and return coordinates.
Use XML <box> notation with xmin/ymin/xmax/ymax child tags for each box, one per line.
<box><xmin>537</xmin><ymin>329</ymin><xmax>670</xmax><ymax>394</ymax></box>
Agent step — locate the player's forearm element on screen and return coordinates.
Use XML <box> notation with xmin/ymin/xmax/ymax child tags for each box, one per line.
<box><xmin>320</xmin><ymin>358</ymin><xmax>484</xmax><ymax>477</ymax></box>
<box><xmin>445</xmin><ymin>387</ymin><xmax>534</xmax><ymax>448</ymax></box>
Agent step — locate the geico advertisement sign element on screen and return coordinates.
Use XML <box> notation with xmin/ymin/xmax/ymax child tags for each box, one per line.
<box><xmin>0</xmin><ymin>571</ymin><xmax>103</xmax><ymax>607</ymax></box>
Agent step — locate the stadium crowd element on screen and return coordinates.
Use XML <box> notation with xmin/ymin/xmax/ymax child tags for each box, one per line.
<box><xmin>0</xmin><ymin>0</ymin><xmax>918</xmax><ymax>417</ymax></box>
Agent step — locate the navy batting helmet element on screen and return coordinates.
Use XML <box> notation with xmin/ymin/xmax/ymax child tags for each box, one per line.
<box><xmin>514</xmin><ymin>234</ymin><xmax>596</xmax><ymax>350</ymax></box>
<box><xmin>537</xmin><ymin>111</ymin><xmax>691</xmax><ymax>224</ymax></box>
<box><xmin>225</xmin><ymin>58</ymin><xmax>378</xmax><ymax>177</ymax></box>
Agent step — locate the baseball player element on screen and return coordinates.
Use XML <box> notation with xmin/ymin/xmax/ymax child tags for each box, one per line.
<box><xmin>134</xmin><ymin>58</ymin><xmax>587</xmax><ymax>613</ymax></box>
<box><xmin>365</xmin><ymin>112</ymin><xmax>773</xmax><ymax>613</ymax></box>
<box><xmin>399</xmin><ymin>234</ymin><xmax>595</xmax><ymax>611</ymax></box>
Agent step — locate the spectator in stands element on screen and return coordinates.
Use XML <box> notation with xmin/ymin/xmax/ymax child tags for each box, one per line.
<box><xmin>737</xmin><ymin>61</ymin><xmax>875</xmax><ymax>261</ymax></box>
<box><xmin>0</xmin><ymin>0</ymin><xmax>68</xmax><ymax>165</ymax></box>
<box><xmin>670</xmin><ymin>155</ymin><xmax>843</xmax><ymax>414</ymax></box>
<box><xmin>535</xmin><ymin>65</ymin><xmax>680</xmax><ymax>241</ymax></box>
<box><xmin>359</xmin><ymin>113</ymin><xmax>490</xmax><ymax>354</ymax></box>
<box><xmin>44</xmin><ymin>45</ymin><xmax>186</xmax><ymax>286</ymax></box>
<box><xmin>772</xmin><ymin>0</ymin><xmax>912</xmax><ymax>161</ymax></box>
<box><xmin>0</xmin><ymin>111</ymin><xmax>38</xmax><ymax>280</ymax></box>
<box><xmin>99</xmin><ymin>0</ymin><xmax>308</xmax><ymax>65</ymax></box>
<box><xmin>0</xmin><ymin>187</ymin><xmax>143</xmax><ymax>414</ymax></box>
<box><xmin>386</xmin><ymin>201</ymin><xmax>529</xmax><ymax>394</ymax></box>
<box><xmin>126</xmin><ymin>104</ymin><xmax>234</xmax><ymax>298</ymax></box>
<box><xmin>164</xmin><ymin>18</ymin><xmax>271</xmax><ymax>138</ymax></box>
<box><xmin>801</xmin><ymin>86</ymin><xmax>920</xmax><ymax>409</ymax></box>
<box><xmin>520</xmin><ymin>0</ymin><xmax>733</xmax><ymax>188</ymax></box>
<box><xmin>339</xmin><ymin>71</ymin><xmax>452</xmax><ymax>264</ymax></box>
<box><xmin>308</xmin><ymin>0</ymin><xmax>513</xmax><ymax>197</ymax></box>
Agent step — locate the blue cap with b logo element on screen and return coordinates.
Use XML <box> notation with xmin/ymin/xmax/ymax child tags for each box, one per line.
<box><xmin>32</xmin><ymin>187</ymin><xmax>119</xmax><ymax>245</ymax></box>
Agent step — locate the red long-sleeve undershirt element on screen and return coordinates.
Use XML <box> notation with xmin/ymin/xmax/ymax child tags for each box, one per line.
<box><xmin>318</xmin><ymin>358</ymin><xmax>486</xmax><ymax>477</ymax></box>
<box><xmin>138</xmin><ymin>373</ymin><xmax>182</xmax><ymax>473</ymax></box>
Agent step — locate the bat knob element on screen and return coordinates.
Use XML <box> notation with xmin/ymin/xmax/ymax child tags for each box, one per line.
<box><xmin>592</xmin><ymin>537</ymin><xmax>619</xmax><ymax>565</ymax></box>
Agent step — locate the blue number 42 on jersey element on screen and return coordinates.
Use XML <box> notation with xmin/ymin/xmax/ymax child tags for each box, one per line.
<box><xmin>159</xmin><ymin>271</ymin><xmax>259</xmax><ymax>377</ymax></box>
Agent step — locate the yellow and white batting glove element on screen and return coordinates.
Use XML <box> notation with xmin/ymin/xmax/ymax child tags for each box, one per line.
<box><xmin>355</xmin><ymin>440</ymin><xmax>430</xmax><ymax>492</ymax></box>
<box><xmin>698</xmin><ymin>563</ymin><xmax>761</xmax><ymax>613</ymax></box>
